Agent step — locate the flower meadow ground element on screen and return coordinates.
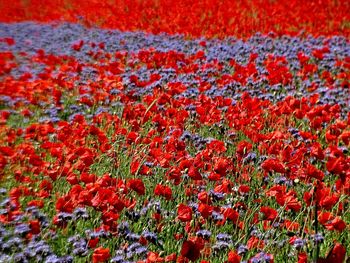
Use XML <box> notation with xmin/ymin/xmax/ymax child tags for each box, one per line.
<box><xmin>0</xmin><ymin>2</ymin><xmax>350</xmax><ymax>263</ymax></box>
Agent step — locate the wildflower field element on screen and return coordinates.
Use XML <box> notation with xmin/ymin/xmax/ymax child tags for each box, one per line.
<box><xmin>0</xmin><ymin>1</ymin><xmax>349</xmax><ymax>262</ymax></box>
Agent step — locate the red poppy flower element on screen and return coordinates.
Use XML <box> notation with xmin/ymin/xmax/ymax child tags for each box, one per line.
<box><xmin>188</xmin><ymin>166</ymin><xmax>202</xmax><ymax>180</ymax></box>
<box><xmin>92</xmin><ymin>247</ymin><xmax>110</xmax><ymax>263</ymax></box>
<box><xmin>274</xmin><ymin>189</ymin><xmax>301</xmax><ymax>212</ymax></box>
<box><xmin>154</xmin><ymin>184</ymin><xmax>172</xmax><ymax>200</ymax></box>
<box><xmin>260</xmin><ymin>206</ymin><xmax>278</xmax><ymax>221</ymax></box>
<box><xmin>238</xmin><ymin>185</ymin><xmax>250</xmax><ymax>195</ymax></box>
<box><xmin>284</xmin><ymin>220</ymin><xmax>300</xmax><ymax>232</ymax></box>
<box><xmin>88</xmin><ymin>238</ymin><xmax>99</xmax><ymax>248</ymax></box>
<box><xmin>247</xmin><ymin>236</ymin><xmax>264</xmax><ymax>249</ymax></box>
<box><xmin>223</xmin><ymin>208</ymin><xmax>239</xmax><ymax>223</ymax></box>
<box><xmin>177</xmin><ymin>204</ymin><xmax>192</xmax><ymax>222</ymax></box>
<box><xmin>197</xmin><ymin>191</ymin><xmax>210</xmax><ymax>204</ymax></box>
<box><xmin>261</xmin><ymin>158</ymin><xmax>286</xmax><ymax>174</ymax></box>
<box><xmin>236</xmin><ymin>140</ymin><xmax>252</xmax><ymax>158</ymax></box>
<box><xmin>164</xmin><ymin>253</ymin><xmax>177</xmax><ymax>262</ymax></box>
<box><xmin>326</xmin><ymin>157</ymin><xmax>348</xmax><ymax>176</ymax></box>
<box><xmin>27</xmin><ymin>199</ymin><xmax>44</xmax><ymax>208</ymax></box>
<box><xmin>127</xmin><ymin>179</ymin><xmax>145</xmax><ymax>195</ymax></box>
<box><xmin>324</xmin><ymin>217</ymin><xmax>347</xmax><ymax>232</ymax></box>
<box><xmin>147</xmin><ymin>252</ymin><xmax>164</xmax><ymax>262</ymax></box>
<box><xmin>317</xmin><ymin>243</ymin><xmax>346</xmax><ymax>263</ymax></box>
<box><xmin>340</xmin><ymin>131</ymin><xmax>350</xmax><ymax>145</ymax></box>
<box><xmin>55</xmin><ymin>196</ymin><xmax>74</xmax><ymax>213</ymax></box>
<box><xmin>208</xmin><ymin>172</ymin><xmax>221</xmax><ymax>181</ymax></box>
<box><xmin>29</xmin><ymin>220</ymin><xmax>40</xmax><ymax>235</ymax></box>
<box><xmin>181</xmin><ymin>240</ymin><xmax>201</xmax><ymax>262</ymax></box>
<box><xmin>227</xmin><ymin>250</ymin><xmax>241</xmax><ymax>263</ymax></box>
<box><xmin>213</xmin><ymin>157</ymin><xmax>230</xmax><ymax>176</ymax></box>
<box><xmin>306</xmin><ymin>164</ymin><xmax>324</xmax><ymax>181</ymax></box>
<box><xmin>298</xmin><ymin>252</ymin><xmax>308</xmax><ymax>263</ymax></box>
<box><xmin>198</xmin><ymin>203</ymin><xmax>212</xmax><ymax>219</ymax></box>
<box><xmin>207</xmin><ymin>140</ymin><xmax>226</xmax><ymax>154</ymax></box>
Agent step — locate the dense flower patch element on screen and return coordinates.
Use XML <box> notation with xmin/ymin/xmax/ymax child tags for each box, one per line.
<box><xmin>0</xmin><ymin>3</ymin><xmax>350</xmax><ymax>263</ymax></box>
<box><xmin>1</xmin><ymin>1</ymin><xmax>350</xmax><ymax>38</ymax></box>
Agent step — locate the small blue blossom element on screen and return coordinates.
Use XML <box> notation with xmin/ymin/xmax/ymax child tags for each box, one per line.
<box><xmin>216</xmin><ymin>233</ymin><xmax>232</xmax><ymax>243</ymax></box>
<box><xmin>14</xmin><ymin>223</ymin><xmax>31</xmax><ymax>236</ymax></box>
<box><xmin>117</xmin><ymin>221</ymin><xmax>130</xmax><ymax>236</ymax></box>
<box><xmin>142</xmin><ymin>231</ymin><xmax>158</xmax><ymax>242</ymax></box>
<box><xmin>293</xmin><ymin>238</ymin><xmax>306</xmax><ymax>249</ymax></box>
<box><xmin>212</xmin><ymin>241</ymin><xmax>230</xmax><ymax>251</ymax></box>
<box><xmin>212</xmin><ymin>211</ymin><xmax>224</xmax><ymax>222</ymax></box>
<box><xmin>135</xmin><ymin>246</ymin><xmax>147</xmax><ymax>256</ymax></box>
<box><xmin>311</xmin><ymin>233</ymin><xmax>324</xmax><ymax>244</ymax></box>
<box><xmin>13</xmin><ymin>252</ymin><xmax>29</xmax><ymax>263</ymax></box>
<box><xmin>126</xmin><ymin>233</ymin><xmax>141</xmax><ymax>242</ymax></box>
<box><xmin>237</xmin><ymin>244</ymin><xmax>248</xmax><ymax>255</ymax></box>
<box><xmin>209</xmin><ymin>190</ymin><xmax>225</xmax><ymax>201</ymax></box>
<box><xmin>110</xmin><ymin>255</ymin><xmax>124</xmax><ymax>263</ymax></box>
<box><xmin>196</xmin><ymin>229</ymin><xmax>211</xmax><ymax>239</ymax></box>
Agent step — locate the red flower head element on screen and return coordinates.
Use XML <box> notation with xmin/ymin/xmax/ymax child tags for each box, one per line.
<box><xmin>298</xmin><ymin>252</ymin><xmax>308</xmax><ymax>263</ymax></box>
<box><xmin>317</xmin><ymin>242</ymin><xmax>346</xmax><ymax>263</ymax></box>
<box><xmin>177</xmin><ymin>204</ymin><xmax>192</xmax><ymax>222</ymax></box>
<box><xmin>181</xmin><ymin>240</ymin><xmax>202</xmax><ymax>262</ymax></box>
<box><xmin>188</xmin><ymin>166</ymin><xmax>202</xmax><ymax>180</ymax></box>
<box><xmin>29</xmin><ymin>220</ymin><xmax>41</xmax><ymax>235</ymax></box>
<box><xmin>198</xmin><ymin>203</ymin><xmax>212</xmax><ymax>219</ymax></box>
<box><xmin>260</xmin><ymin>206</ymin><xmax>278</xmax><ymax>221</ymax></box>
<box><xmin>261</xmin><ymin>158</ymin><xmax>286</xmax><ymax>174</ymax></box>
<box><xmin>127</xmin><ymin>179</ymin><xmax>145</xmax><ymax>195</ymax></box>
<box><xmin>227</xmin><ymin>250</ymin><xmax>241</xmax><ymax>263</ymax></box>
<box><xmin>154</xmin><ymin>184</ymin><xmax>172</xmax><ymax>200</ymax></box>
<box><xmin>92</xmin><ymin>247</ymin><xmax>110</xmax><ymax>263</ymax></box>
<box><xmin>147</xmin><ymin>251</ymin><xmax>165</xmax><ymax>262</ymax></box>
